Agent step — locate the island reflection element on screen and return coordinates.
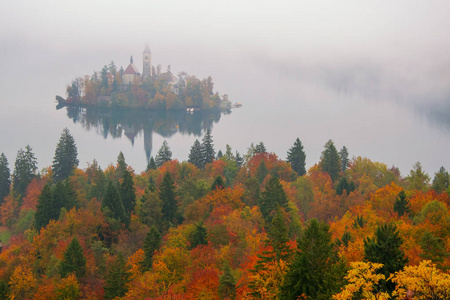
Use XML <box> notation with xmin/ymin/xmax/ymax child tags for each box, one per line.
<box><xmin>63</xmin><ymin>106</ymin><xmax>231</xmax><ymax>161</ymax></box>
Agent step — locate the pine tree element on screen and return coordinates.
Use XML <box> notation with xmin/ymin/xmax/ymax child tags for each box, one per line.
<box><xmin>286</xmin><ymin>138</ymin><xmax>306</xmax><ymax>176</ymax></box>
<box><xmin>219</xmin><ymin>261</ymin><xmax>236</xmax><ymax>300</ymax></box>
<box><xmin>211</xmin><ymin>175</ymin><xmax>225</xmax><ymax>191</ymax></box>
<box><xmin>102</xmin><ymin>181</ymin><xmax>126</xmax><ymax>224</ymax></box>
<box><xmin>254</xmin><ymin>142</ymin><xmax>266</xmax><ymax>154</ymax></box>
<box><xmin>0</xmin><ymin>153</ymin><xmax>10</xmax><ymax>205</ymax></box>
<box><xmin>142</xmin><ymin>226</ymin><xmax>161</xmax><ymax>270</ymax></box>
<box><xmin>104</xmin><ymin>253</ymin><xmax>132</xmax><ymax>300</ymax></box>
<box><xmin>201</xmin><ymin>129</ymin><xmax>215</xmax><ymax>165</ymax></box>
<box><xmin>190</xmin><ymin>222</ymin><xmax>208</xmax><ymax>249</ymax></box>
<box><xmin>339</xmin><ymin>146</ymin><xmax>349</xmax><ymax>172</ymax></box>
<box><xmin>35</xmin><ymin>183</ymin><xmax>57</xmax><ymax>231</ymax></box>
<box><xmin>155</xmin><ymin>140</ymin><xmax>172</xmax><ymax>167</ymax></box>
<box><xmin>259</xmin><ymin>176</ymin><xmax>289</xmax><ymax>224</ymax></box>
<box><xmin>159</xmin><ymin>172</ymin><xmax>177</xmax><ymax>225</ymax></box>
<box><xmin>52</xmin><ymin>128</ymin><xmax>79</xmax><ymax>182</ymax></box>
<box><xmin>188</xmin><ymin>139</ymin><xmax>204</xmax><ymax>169</ymax></box>
<box><xmin>60</xmin><ymin>236</ymin><xmax>87</xmax><ymax>280</ymax></box>
<box><xmin>393</xmin><ymin>190</ymin><xmax>411</xmax><ymax>217</ymax></box>
<box><xmin>116</xmin><ymin>151</ymin><xmax>127</xmax><ymax>181</ymax></box>
<box><xmin>145</xmin><ymin>156</ymin><xmax>157</xmax><ymax>171</ymax></box>
<box><xmin>118</xmin><ymin>169</ymin><xmax>136</xmax><ymax>224</ymax></box>
<box><xmin>364</xmin><ymin>222</ymin><xmax>408</xmax><ymax>293</ymax></box>
<box><xmin>12</xmin><ymin>145</ymin><xmax>37</xmax><ymax>197</ymax></box>
<box><xmin>281</xmin><ymin>219</ymin><xmax>346</xmax><ymax>300</ymax></box>
<box><xmin>432</xmin><ymin>166</ymin><xmax>450</xmax><ymax>193</ymax></box>
<box><xmin>320</xmin><ymin>139</ymin><xmax>341</xmax><ymax>182</ymax></box>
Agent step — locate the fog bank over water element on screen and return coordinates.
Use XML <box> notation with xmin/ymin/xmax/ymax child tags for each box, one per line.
<box><xmin>1</xmin><ymin>1</ymin><xmax>450</xmax><ymax>175</ymax></box>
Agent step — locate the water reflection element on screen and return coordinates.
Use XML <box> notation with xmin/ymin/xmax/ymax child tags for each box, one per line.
<box><xmin>62</xmin><ymin>106</ymin><xmax>231</xmax><ymax>161</ymax></box>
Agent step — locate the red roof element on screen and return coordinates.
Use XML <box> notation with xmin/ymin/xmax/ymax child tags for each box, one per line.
<box><xmin>123</xmin><ymin>63</ymin><xmax>139</xmax><ymax>75</ymax></box>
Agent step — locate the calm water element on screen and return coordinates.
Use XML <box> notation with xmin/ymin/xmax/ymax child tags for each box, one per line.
<box><xmin>1</xmin><ymin>50</ymin><xmax>449</xmax><ymax>176</ymax></box>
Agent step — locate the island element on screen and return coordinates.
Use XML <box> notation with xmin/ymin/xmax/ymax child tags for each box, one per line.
<box><xmin>56</xmin><ymin>44</ymin><xmax>232</xmax><ymax>111</ymax></box>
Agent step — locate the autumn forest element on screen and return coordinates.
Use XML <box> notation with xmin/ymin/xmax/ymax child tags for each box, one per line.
<box><xmin>0</xmin><ymin>128</ymin><xmax>449</xmax><ymax>300</ymax></box>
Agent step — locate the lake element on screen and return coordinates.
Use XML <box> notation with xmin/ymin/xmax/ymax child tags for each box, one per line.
<box><xmin>1</xmin><ymin>47</ymin><xmax>449</xmax><ymax>177</ymax></box>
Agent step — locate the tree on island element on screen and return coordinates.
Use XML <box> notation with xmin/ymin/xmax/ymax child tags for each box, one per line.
<box><xmin>52</xmin><ymin>128</ymin><xmax>79</xmax><ymax>182</ymax></box>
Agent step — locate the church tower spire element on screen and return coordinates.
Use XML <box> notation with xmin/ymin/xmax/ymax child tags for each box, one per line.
<box><xmin>143</xmin><ymin>44</ymin><xmax>152</xmax><ymax>79</ymax></box>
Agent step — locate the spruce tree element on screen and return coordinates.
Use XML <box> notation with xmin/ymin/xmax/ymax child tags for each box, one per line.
<box><xmin>12</xmin><ymin>145</ymin><xmax>37</xmax><ymax>197</ymax></box>
<box><xmin>286</xmin><ymin>138</ymin><xmax>306</xmax><ymax>176</ymax></box>
<box><xmin>139</xmin><ymin>186</ymin><xmax>163</xmax><ymax>229</ymax></box>
<box><xmin>256</xmin><ymin>160</ymin><xmax>269</xmax><ymax>184</ymax></box>
<box><xmin>142</xmin><ymin>226</ymin><xmax>161</xmax><ymax>270</ymax></box>
<box><xmin>52</xmin><ymin>128</ymin><xmax>79</xmax><ymax>182</ymax></box>
<box><xmin>0</xmin><ymin>153</ymin><xmax>10</xmax><ymax>205</ymax></box>
<box><xmin>104</xmin><ymin>253</ymin><xmax>132</xmax><ymax>300</ymax></box>
<box><xmin>393</xmin><ymin>190</ymin><xmax>411</xmax><ymax>217</ymax></box>
<box><xmin>258</xmin><ymin>176</ymin><xmax>289</xmax><ymax>224</ymax></box>
<box><xmin>320</xmin><ymin>139</ymin><xmax>341</xmax><ymax>182</ymax></box>
<box><xmin>116</xmin><ymin>151</ymin><xmax>127</xmax><ymax>181</ymax></box>
<box><xmin>155</xmin><ymin>140</ymin><xmax>172</xmax><ymax>167</ymax></box>
<box><xmin>254</xmin><ymin>142</ymin><xmax>266</xmax><ymax>154</ymax></box>
<box><xmin>118</xmin><ymin>169</ymin><xmax>136</xmax><ymax>224</ymax></box>
<box><xmin>60</xmin><ymin>236</ymin><xmax>87</xmax><ymax>280</ymax></box>
<box><xmin>201</xmin><ymin>129</ymin><xmax>215</xmax><ymax>166</ymax></box>
<box><xmin>432</xmin><ymin>166</ymin><xmax>450</xmax><ymax>193</ymax></box>
<box><xmin>54</xmin><ymin>180</ymin><xmax>78</xmax><ymax>212</ymax></box>
<box><xmin>364</xmin><ymin>222</ymin><xmax>408</xmax><ymax>294</ymax></box>
<box><xmin>188</xmin><ymin>139</ymin><xmax>204</xmax><ymax>169</ymax></box>
<box><xmin>102</xmin><ymin>181</ymin><xmax>126</xmax><ymax>224</ymax></box>
<box><xmin>281</xmin><ymin>219</ymin><xmax>346</xmax><ymax>300</ymax></box>
<box><xmin>190</xmin><ymin>222</ymin><xmax>208</xmax><ymax>249</ymax></box>
<box><xmin>35</xmin><ymin>183</ymin><xmax>57</xmax><ymax>231</ymax></box>
<box><xmin>159</xmin><ymin>172</ymin><xmax>177</xmax><ymax>225</ymax></box>
<box><xmin>145</xmin><ymin>156</ymin><xmax>157</xmax><ymax>171</ymax></box>
<box><xmin>219</xmin><ymin>261</ymin><xmax>236</xmax><ymax>300</ymax></box>
<box><xmin>339</xmin><ymin>146</ymin><xmax>349</xmax><ymax>172</ymax></box>
<box><xmin>335</xmin><ymin>177</ymin><xmax>356</xmax><ymax>196</ymax></box>
<box><xmin>235</xmin><ymin>151</ymin><xmax>244</xmax><ymax>168</ymax></box>
<box><xmin>211</xmin><ymin>175</ymin><xmax>225</xmax><ymax>191</ymax></box>
<box><xmin>216</xmin><ymin>150</ymin><xmax>223</xmax><ymax>159</ymax></box>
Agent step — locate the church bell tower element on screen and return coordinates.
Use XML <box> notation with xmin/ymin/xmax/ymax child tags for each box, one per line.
<box><xmin>143</xmin><ymin>44</ymin><xmax>152</xmax><ymax>79</ymax></box>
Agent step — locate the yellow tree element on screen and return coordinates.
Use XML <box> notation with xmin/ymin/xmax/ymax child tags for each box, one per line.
<box><xmin>333</xmin><ymin>261</ymin><xmax>389</xmax><ymax>300</ymax></box>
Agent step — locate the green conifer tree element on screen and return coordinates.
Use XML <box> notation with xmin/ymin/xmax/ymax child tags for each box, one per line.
<box><xmin>201</xmin><ymin>129</ymin><xmax>215</xmax><ymax>166</ymax></box>
<box><xmin>142</xmin><ymin>226</ymin><xmax>161</xmax><ymax>270</ymax></box>
<box><xmin>259</xmin><ymin>176</ymin><xmax>289</xmax><ymax>224</ymax></box>
<box><xmin>0</xmin><ymin>153</ymin><xmax>11</xmax><ymax>205</ymax></box>
<box><xmin>339</xmin><ymin>146</ymin><xmax>349</xmax><ymax>172</ymax></box>
<box><xmin>335</xmin><ymin>177</ymin><xmax>356</xmax><ymax>196</ymax></box>
<box><xmin>60</xmin><ymin>236</ymin><xmax>87</xmax><ymax>280</ymax></box>
<box><xmin>116</xmin><ymin>151</ymin><xmax>127</xmax><ymax>181</ymax></box>
<box><xmin>256</xmin><ymin>160</ymin><xmax>269</xmax><ymax>184</ymax></box>
<box><xmin>102</xmin><ymin>181</ymin><xmax>126</xmax><ymax>224</ymax></box>
<box><xmin>53</xmin><ymin>180</ymin><xmax>78</xmax><ymax>212</ymax></box>
<box><xmin>159</xmin><ymin>172</ymin><xmax>177</xmax><ymax>225</ymax></box>
<box><xmin>364</xmin><ymin>222</ymin><xmax>408</xmax><ymax>294</ymax></box>
<box><xmin>52</xmin><ymin>128</ymin><xmax>79</xmax><ymax>182</ymax></box>
<box><xmin>219</xmin><ymin>261</ymin><xmax>236</xmax><ymax>300</ymax></box>
<box><xmin>155</xmin><ymin>140</ymin><xmax>172</xmax><ymax>167</ymax></box>
<box><xmin>286</xmin><ymin>138</ymin><xmax>306</xmax><ymax>176</ymax></box>
<box><xmin>254</xmin><ymin>142</ymin><xmax>266</xmax><ymax>154</ymax></box>
<box><xmin>139</xmin><ymin>187</ymin><xmax>163</xmax><ymax>229</ymax></box>
<box><xmin>406</xmin><ymin>162</ymin><xmax>430</xmax><ymax>192</ymax></box>
<box><xmin>104</xmin><ymin>252</ymin><xmax>132</xmax><ymax>300</ymax></box>
<box><xmin>280</xmin><ymin>219</ymin><xmax>346</xmax><ymax>300</ymax></box>
<box><xmin>393</xmin><ymin>190</ymin><xmax>411</xmax><ymax>217</ymax></box>
<box><xmin>190</xmin><ymin>222</ymin><xmax>208</xmax><ymax>249</ymax></box>
<box><xmin>188</xmin><ymin>139</ymin><xmax>204</xmax><ymax>169</ymax></box>
<box><xmin>432</xmin><ymin>166</ymin><xmax>450</xmax><ymax>193</ymax></box>
<box><xmin>145</xmin><ymin>156</ymin><xmax>157</xmax><ymax>171</ymax></box>
<box><xmin>12</xmin><ymin>145</ymin><xmax>37</xmax><ymax>197</ymax></box>
<box><xmin>235</xmin><ymin>151</ymin><xmax>244</xmax><ymax>168</ymax></box>
<box><xmin>419</xmin><ymin>231</ymin><xmax>449</xmax><ymax>270</ymax></box>
<box><xmin>35</xmin><ymin>183</ymin><xmax>57</xmax><ymax>231</ymax></box>
<box><xmin>320</xmin><ymin>139</ymin><xmax>341</xmax><ymax>182</ymax></box>
<box><xmin>211</xmin><ymin>175</ymin><xmax>225</xmax><ymax>191</ymax></box>
<box><xmin>119</xmin><ymin>169</ymin><xmax>136</xmax><ymax>224</ymax></box>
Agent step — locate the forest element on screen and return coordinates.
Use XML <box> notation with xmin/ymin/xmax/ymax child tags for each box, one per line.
<box><xmin>59</xmin><ymin>62</ymin><xmax>231</xmax><ymax>111</ymax></box>
<box><xmin>0</xmin><ymin>129</ymin><xmax>449</xmax><ymax>299</ymax></box>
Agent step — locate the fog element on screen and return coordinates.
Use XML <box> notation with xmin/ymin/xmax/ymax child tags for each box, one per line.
<box><xmin>1</xmin><ymin>0</ymin><xmax>450</xmax><ymax>175</ymax></box>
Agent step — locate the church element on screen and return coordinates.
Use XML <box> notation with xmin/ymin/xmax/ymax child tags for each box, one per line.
<box><xmin>122</xmin><ymin>44</ymin><xmax>152</xmax><ymax>85</ymax></box>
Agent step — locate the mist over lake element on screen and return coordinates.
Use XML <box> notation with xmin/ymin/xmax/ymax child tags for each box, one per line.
<box><xmin>1</xmin><ymin>0</ymin><xmax>450</xmax><ymax>176</ymax></box>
